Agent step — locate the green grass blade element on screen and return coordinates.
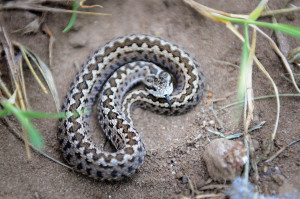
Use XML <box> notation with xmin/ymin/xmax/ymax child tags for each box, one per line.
<box><xmin>63</xmin><ymin>1</ymin><xmax>80</xmax><ymax>33</ymax></box>
<box><xmin>212</xmin><ymin>14</ymin><xmax>300</xmax><ymax>39</ymax></box>
<box><xmin>249</xmin><ymin>0</ymin><xmax>268</xmax><ymax>20</ymax></box>
<box><xmin>234</xmin><ymin>24</ymin><xmax>250</xmax><ymax>124</ymax></box>
<box><xmin>0</xmin><ymin>109</ymin><xmax>10</xmax><ymax>117</ymax></box>
<box><xmin>254</xmin><ymin>21</ymin><xmax>300</xmax><ymax>38</ymax></box>
<box><xmin>237</xmin><ymin>24</ymin><xmax>250</xmax><ymax>103</ymax></box>
<box><xmin>1</xmin><ymin>101</ymin><xmax>44</xmax><ymax>150</ymax></box>
<box><xmin>20</xmin><ymin>110</ymin><xmax>66</xmax><ymax>119</ymax></box>
<box><xmin>21</xmin><ymin>108</ymin><xmax>89</xmax><ymax>119</ymax></box>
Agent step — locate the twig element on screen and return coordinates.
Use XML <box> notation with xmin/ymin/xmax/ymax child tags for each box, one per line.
<box><xmin>206</xmin><ymin>121</ymin><xmax>266</xmax><ymax>140</ymax></box>
<box><xmin>250</xmin><ymin>24</ymin><xmax>300</xmax><ymax>93</ymax></box>
<box><xmin>0</xmin><ymin>77</ymin><xmax>12</xmax><ymax>98</ymax></box>
<box><xmin>226</xmin><ymin>121</ymin><xmax>266</xmax><ymax>140</ymax></box>
<box><xmin>12</xmin><ymin>41</ymin><xmax>61</xmax><ymax>112</ymax></box>
<box><xmin>0</xmin><ymin>26</ymin><xmax>32</xmax><ymax>157</ymax></box>
<box><xmin>211</xmin><ymin>97</ymin><xmax>227</xmax><ymax>103</ymax></box>
<box><xmin>188</xmin><ymin>178</ymin><xmax>195</xmax><ymax>197</ymax></box>
<box><xmin>217</xmin><ymin>94</ymin><xmax>300</xmax><ymax>111</ymax></box>
<box><xmin>187</xmin><ymin>133</ymin><xmax>203</xmax><ymax>145</ymax></box>
<box><xmin>195</xmin><ymin>193</ymin><xmax>224</xmax><ymax>199</ymax></box>
<box><xmin>199</xmin><ymin>184</ymin><xmax>229</xmax><ymax>190</ymax></box>
<box><xmin>260</xmin><ymin>6</ymin><xmax>300</xmax><ymax>17</ymax></box>
<box><xmin>243</xmin><ymin>136</ymin><xmax>250</xmax><ymax>181</ymax></box>
<box><xmin>209</xmin><ymin>100</ymin><xmax>224</xmax><ymax>130</ymax></box>
<box><xmin>42</xmin><ymin>24</ymin><xmax>55</xmax><ymax>68</ymax></box>
<box><xmin>281</xmin><ymin>74</ymin><xmax>294</xmax><ymax>84</ymax></box>
<box><xmin>212</xmin><ymin>58</ymin><xmax>240</xmax><ymax>69</ymax></box>
<box><xmin>0</xmin><ymin>1</ymin><xmax>111</xmax><ymax>16</ymax></box>
<box><xmin>287</xmin><ymin>47</ymin><xmax>300</xmax><ymax>64</ymax></box>
<box><xmin>265</xmin><ymin>137</ymin><xmax>300</xmax><ymax>163</ymax></box>
<box><xmin>211</xmin><ymin>91</ymin><xmax>236</xmax><ymax>103</ymax></box>
<box><xmin>183</xmin><ymin>0</ymin><xmax>248</xmax><ymax>20</ymax></box>
<box><xmin>206</xmin><ymin>128</ymin><xmax>225</xmax><ymax>138</ymax></box>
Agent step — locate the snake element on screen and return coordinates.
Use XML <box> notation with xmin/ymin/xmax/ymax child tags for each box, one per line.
<box><xmin>58</xmin><ymin>34</ymin><xmax>205</xmax><ymax>180</ymax></box>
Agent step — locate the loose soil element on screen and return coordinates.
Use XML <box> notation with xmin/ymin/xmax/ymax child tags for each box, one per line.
<box><xmin>0</xmin><ymin>0</ymin><xmax>299</xmax><ymax>198</ymax></box>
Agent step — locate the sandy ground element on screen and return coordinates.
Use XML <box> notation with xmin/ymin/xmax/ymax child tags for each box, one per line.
<box><xmin>1</xmin><ymin>0</ymin><xmax>300</xmax><ymax>198</ymax></box>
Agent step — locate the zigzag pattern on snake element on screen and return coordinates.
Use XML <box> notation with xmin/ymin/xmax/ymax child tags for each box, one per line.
<box><xmin>58</xmin><ymin>34</ymin><xmax>205</xmax><ymax>180</ymax></box>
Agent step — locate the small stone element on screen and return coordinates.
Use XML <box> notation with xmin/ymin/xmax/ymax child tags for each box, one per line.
<box><xmin>181</xmin><ymin>175</ymin><xmax>188</xmax><ymax>184</ymax></box>
<box><xmin>71</xmin><ymin>23</ymin><xmax>82</xmax><ymax>31</ymax></box>
<box><xmin>34</xmin><ymin>192</ymin><xmax>40</xmax><ymax>199</ymax></box>
<box><xmin>69</xmin><ymin>33</ymin><xmax>88</xmax><ymax>48</ymax></box>
<box><xmin>196</xmin><ymin>181</ymin><xmax>206</xmax><ymax>189</ymax></box>
<box><xmin>176</xmin><ymin>171</ymin><xmax>183</xmax><ymax>179</ymax></box>
<box><xmin>203</xmin><ymin>138</ymin><xmax>247</xmax><ymax>182</ymax></box>
<box><xmin>174</xmin><ymin>188</ymin><xmax>181</xmax><ymax>194</ymax></box>
<box><xmin>251</xmin><ymin>139</ymin><xmax>259</xmax><ymax>151</ymax></box>
<box><xmin>193</xmin><ymin>161</ymin><xmax>199</xmax><ymax>167</ymax></box>
<box><xmin>285</xmin><ymin>13</ymin><xmax>295</xmax><ymax>21</ymax></box>
<box><xmin>271</xmin><ymin>173</ymin><xmax>285</xmax><ymax>186</ymax></box>
<box><xmin>209</xmin><ymin>120</ymin><xmax>215</xmax><ymax>125</ymax></box>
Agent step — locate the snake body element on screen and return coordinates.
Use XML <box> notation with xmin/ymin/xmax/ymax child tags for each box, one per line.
<box><xmin>58</xmin><ymin>34</ymin><xmax>205</xmax><ymax>180</ymax></box>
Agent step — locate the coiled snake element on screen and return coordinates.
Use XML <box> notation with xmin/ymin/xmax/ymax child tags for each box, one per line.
<box><xmin>58</xmin><ymin>34</ymin><xmax>205</xmax><ymax>180</ymax></box>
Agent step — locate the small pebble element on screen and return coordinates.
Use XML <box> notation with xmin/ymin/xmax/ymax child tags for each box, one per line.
<box><xmin>251</xmin><ymin>139</ymin><xmax>259</xmax><ymax>151</ymax></box>
<box><xmin>176</xmin><ymin>171</ymin><xmax>183</xmax><ymax>179</ymax></box>
<box><xmin>203</xmin><ymin>138</ymin><xmax>247</xmax><ymax>182</ymax></box>
<box><xmin>193</xmin><ymin>161</ymin><xmax>199</xmax><ymax>167</ymax></box>
<box><xmin>34</xmin><ymin>192</ymin><xmax>40</xmax><ymax>199</ymax></box>
<box><xmin>69</xmin><ymin>33</ymin><xmax>88</xmax><ymax>48</ymax></box>
<box><xmin>275</xmin><ymin>170</ymin><xmax>282</xmax><ymax>174</ymax></box>
<box><xmin>196</xmin><ymin>181</ymin><xmax>206</xmax><ymax>190</ymax></box>
<box><xmin>181</xmin><ymin>175</ymin><xmax>188</xmax><ymax>184</ymax></box>
<box><xmin>174</xmin><ymin>188</ymin><xmax>181</xmax><ymax>194</ymax></box>
<box><xmin>234</xmin><ymin>24</ymin><xmax>239</xmax><ymax>29</ymax></box>
<box><xmin>271</xmin><ymin>174</ymin><xmax>285</xmax><ymax>185</ymax></box>
<box><xmin>285</xmin><ymin>13</ymin><xmax>295</xmax><ymax>21</ymax></box>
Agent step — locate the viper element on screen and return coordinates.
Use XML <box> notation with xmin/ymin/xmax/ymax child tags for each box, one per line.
<box><xmin>58</xmin><ymin>34</ymin><xmax>205</xmax><ymax>180</ymax></box>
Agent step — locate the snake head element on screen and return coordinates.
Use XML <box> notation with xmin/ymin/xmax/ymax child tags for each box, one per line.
<box><xmin>144</xmin><ymin>71</ymin><xmax>173</xmax><ymax>107</ymax></box>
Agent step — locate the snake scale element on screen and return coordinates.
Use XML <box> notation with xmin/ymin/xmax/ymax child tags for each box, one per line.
<box><xmin>58</xmin><ymin>34</ymin><xmax>205</xmax><ymax>180</ymax></box>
